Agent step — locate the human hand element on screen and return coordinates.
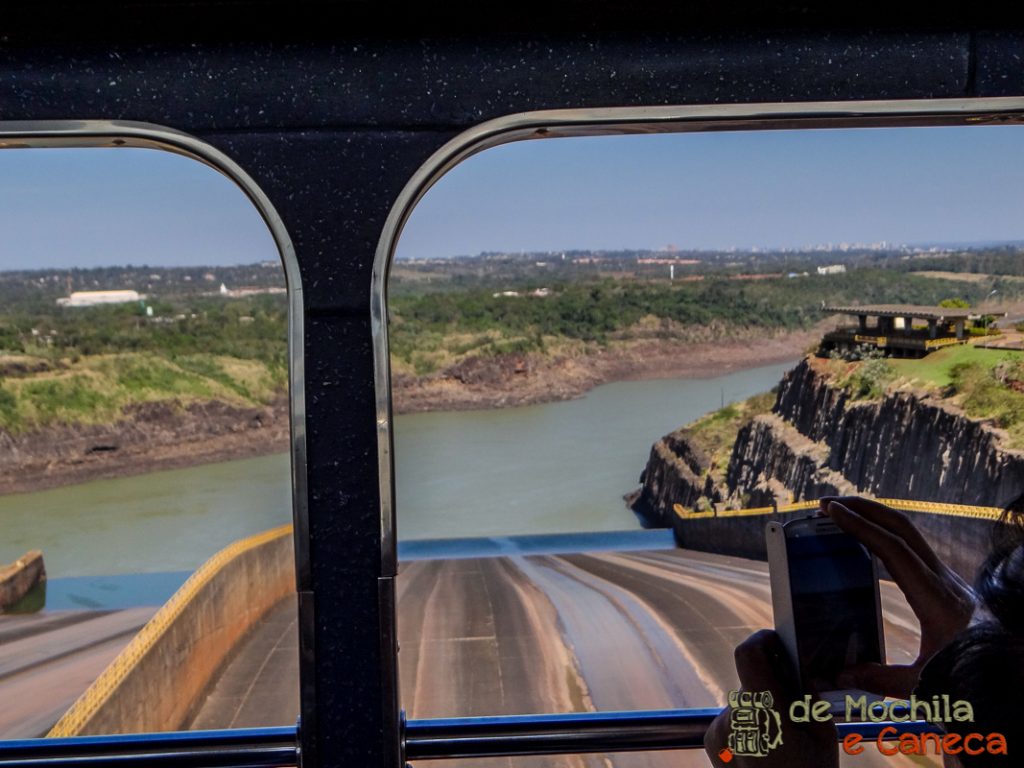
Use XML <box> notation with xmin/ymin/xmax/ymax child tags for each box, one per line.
<box><xmin>704</xmin><ymin>629</ymin><xmax>837</xmax><ymax>768</ymax></box>
<box><xmin>820</xmin><ymin>495</ymin><xmax>976</xmax><ymax>698</ymax></box>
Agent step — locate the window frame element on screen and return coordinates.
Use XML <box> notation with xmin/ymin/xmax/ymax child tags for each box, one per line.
<box><xmin>0</xmin><ymin>120</ymin><xmax>308</xmax><ymax>753</ymax></box>
<box><xmin>5</xmin><ymin>98</ymin><xmax>1024</xmax><ymax>767</ymax></box>
<box><xmin>372</xmin><ymin>96</ymin><xmax>1024</xmax><ymax>571</ymax></box>
<box><xmin>371</xmin><ymin>96</ymin><xmax>1024</xmax><ymax>746</ymax></box>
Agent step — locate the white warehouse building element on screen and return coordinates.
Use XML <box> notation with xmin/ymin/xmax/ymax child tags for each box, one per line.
<box><xmin>56</xmin><ymin>290</ymin><xmax>143</xmax><ymax>307</ymax></box>
<box><xmin>816</xmin><ymin>264</ymin><xmax>847</xmax><ymax>276</ymax></box>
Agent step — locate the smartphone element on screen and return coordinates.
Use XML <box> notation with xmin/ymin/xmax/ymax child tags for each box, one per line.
<box><xmin>766</xmin><ymin>516</ymin><xmax>885</xmax><ymax>703</ymax></box>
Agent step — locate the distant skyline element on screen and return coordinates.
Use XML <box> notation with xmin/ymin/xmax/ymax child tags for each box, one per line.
<box><xmin>3</xmin><ymin>126</ymin><xmax>1024</xmax><ymax>272</ymax></box>
<box><xmin>396</xmin><ymin>125</ymin><xmax>1024</xmax><ymax>259</ymax></box>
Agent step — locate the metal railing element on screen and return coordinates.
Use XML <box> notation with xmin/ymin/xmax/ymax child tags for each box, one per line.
<box><xmin>0</xmin><ymin>727</ymin><xmax>298</xmax><ymax>768</ymax></box>
<box><xmin>403</xmin><ymin>710</ymin><xmax>940</xmax><ymax>760</ymax></box>
<box><xmin>405</xmin><ymin>709</ymin><xmax>718</xmax><ymax>759</ymax></box>
<box><xmin>0</xmin><ymin>711</ymin><xmax>942</xmax><ymax>767</ymax></box>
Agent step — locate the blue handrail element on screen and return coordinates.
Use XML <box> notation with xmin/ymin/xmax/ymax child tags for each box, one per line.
<box><xmin>0</xmin><ymin>710</ymin><xmax>941</xmax><ymax>765</ymax></box>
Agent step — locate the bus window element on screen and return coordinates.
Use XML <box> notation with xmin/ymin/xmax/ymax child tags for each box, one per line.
<box><xmin>389</xmin><ymin>125</ymin><xmax>1024</xmax><ymax>766</ymax></box>
<box><xmin>0</xmin><ymin>145</ymin><xmax>298</xmax><ymax>739</ymax></box>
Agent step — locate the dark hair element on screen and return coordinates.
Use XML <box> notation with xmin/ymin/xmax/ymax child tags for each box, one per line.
<box><xmin>980</xmin><ymin>493</ymin><xmax>1024</xmax><ymax>634</ymax></box>
<box><xmin>915</xmin><ymin>496</ymin><xmax>1024</xmax><ymax>766</ymax></box>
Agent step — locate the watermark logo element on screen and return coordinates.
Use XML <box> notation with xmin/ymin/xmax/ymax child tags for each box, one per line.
<box><xmin>723</xmin><ymin>690</ymin><xmax>783</xmax><ymax>761</ymax></box>
<box><xmin>720</xmin><ymin>691</ymin><xmax>1008</xmax><ymax>761</ymax></box>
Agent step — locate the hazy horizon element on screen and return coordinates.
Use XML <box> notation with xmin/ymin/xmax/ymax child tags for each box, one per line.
<box><xmin>395</xmin><ymin>237</ymin><xmax>1024</xmax><ymax>260</ymax></box>
<box><xmin>0</xmin><ymin>260</ymin><xmax>281</xmax><ymax>274</ymax></box>
<box><xmin>397</xmin><ymin>125</ymin><xmax>1024</xmax><ymax>259</ymax></box>
<box><xmin>4</xmin><ymin>125</ymin><xmax>1024</xmax><ymax>270</ymax></box>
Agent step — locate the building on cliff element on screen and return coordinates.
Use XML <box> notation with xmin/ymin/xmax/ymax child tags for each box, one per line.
<box><xmin>820</xmin><ymin>304</ymin><xmax>1005</xmax><ymax>357</ymax></box>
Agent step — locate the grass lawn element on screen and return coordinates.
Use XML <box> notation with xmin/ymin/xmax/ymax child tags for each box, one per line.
<box><xmin>889</xmin><ymin>343</ymin><xmax>1023</xmax><ymax>389</ymax></box>
<box><xmin>0</xmin><ymin>352</ymin><xmax>284</xmax><ymax>434</ymax></box>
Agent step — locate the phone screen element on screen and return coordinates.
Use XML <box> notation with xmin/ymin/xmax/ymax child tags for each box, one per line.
<box><xmin>787</xmin><ymin>531</ymin><xmax>882</xmax><ymax>692</ymax></box>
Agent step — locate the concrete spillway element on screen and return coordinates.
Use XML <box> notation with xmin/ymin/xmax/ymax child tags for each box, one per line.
<box><xmin>3</xmin><ymin>547</ymin><xmax>935</xmax><ymax>767</ymax></box>
<box><xmin>0</xmin><ymin>608</ymin><xmax>155</xmax><ymax>738</ymax></box>
<box><xmin>394</xmin><ymin>549</ymin><xmax>929</xmax><ymax>768</ymax></box>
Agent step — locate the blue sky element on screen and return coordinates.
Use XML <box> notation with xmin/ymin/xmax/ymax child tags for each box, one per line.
<box><xmin>397</xmin><ymin>125</ymin><xmax>1024</xmax><ymax>258</ymax></box>
<box><xmin>1</xmin><ymin>125</ymin><xmax>1023</xmax><ymax>271</ymax></box>
<box><xmin>0</xmin><ymin>148</ymin><xmax>279</xmax><ymax>270</ymax></box>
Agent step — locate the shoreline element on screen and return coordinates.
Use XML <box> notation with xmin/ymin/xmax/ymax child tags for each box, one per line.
<box><xmin>0</xmin><ymin>432</ymin><xmax>291</xmax><ymax>499</ymax></box>
<box><xmin>0</xmin><ymin>398</ymin><xmax>291</xmax><ymax>498</ymax></box>
<box><xmin>1</xmin><ymin>331</ymin><xmax>812</xmax><ymax>497</ymax></box>
<box><xmin>392</xmin><ymin>330</ymin><xmax>815</xmax><ymax>414</ymax></box>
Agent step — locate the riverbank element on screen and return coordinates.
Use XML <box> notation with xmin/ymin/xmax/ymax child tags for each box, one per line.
<box><xmin>392</xmin><ymin>329</ymin><xmax>819</xmax><ymax>413</ymax></box>
<box><xmin>0</xmin><ymin>330</ymin><xmax>814</xmax><ymax>497</ymax></box>
<box><xmin>0</xmin><ymin>396</ymin><xmax>290</xmax><ymax>497</ymax></box>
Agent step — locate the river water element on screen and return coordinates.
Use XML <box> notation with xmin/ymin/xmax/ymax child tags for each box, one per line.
<box><xmin>394</xmin><ymin>361</ymin><xmax>795</xmax><ymax>539</ymax></box>
<box><xmin>0</xmin><ymin>361</ymin><xmax>793</xmax><ymax>608</ymax></box>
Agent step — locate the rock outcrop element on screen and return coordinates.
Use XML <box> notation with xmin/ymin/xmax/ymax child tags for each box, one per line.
<box><xmin>724</xmin><ymin>413</ymin><xmax>855</xmax><ymax>507</ymax></box>
<box><xmin>635</xmin><ymin>430</ymin><xmax>722</xmax><ymax>518</ymax></box>
<box><xmin>634</xmin><ymin>357</ymin><xmax>1024</xmax><ymax>525</ymax></box>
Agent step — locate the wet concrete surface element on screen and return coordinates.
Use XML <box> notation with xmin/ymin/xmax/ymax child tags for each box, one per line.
<box><xmin>188</xmin><ymin>598</ymin><xmax>299</xmax><ymax>730</ymax></box>
<box><xmin>397</xmin><ymin>549</ymin><xmax>933</xmax><ymax>768</ymax></box>
<box><xmin>0</xmin><ymin>607</ymin><xmax>155</xmax><ymax>738</ymax></box>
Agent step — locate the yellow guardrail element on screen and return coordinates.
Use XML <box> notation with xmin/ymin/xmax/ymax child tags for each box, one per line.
<box><xmin>924</xmin><ymin>337</ymin><xmax>965</xmax><ymax>350</ymax></box>
<box><xmin>674</xmin><ymin>499</ymin><xmax>1003</xmax><ymax>522</ymax></box>
<box><xmin>854</xmin><ymin>334</ymin><xmax>887</xmax><ymax>347</ymax></box>
<box><xmin>879</xmin><ymin>498</ymin><xmax>1003</xmax><ymax>521</ymax></box>
<box><xmin>48</xmin><ymin>523</ymin><xmax>293</xmax><ymax>737</ymax></box>
<box><xmin>673</xmin><ymin>503</ymin><xmax>714</xmax><ymax>519</ymax></box>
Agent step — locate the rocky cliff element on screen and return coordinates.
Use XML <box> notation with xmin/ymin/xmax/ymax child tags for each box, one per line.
<box><xmin>633</xmin><ymin>357</ymin><xmax>1024</xmax><ymax>525</ymax></box>
<box><xmin>634</xmin><ymin>430</ymin><xmax>723</xmax><ymax>516</ymax></box>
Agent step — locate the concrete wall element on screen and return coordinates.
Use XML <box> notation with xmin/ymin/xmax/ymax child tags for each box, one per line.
<box><xmin>0</xmin><ymin>550</ymin><xmax>45</xmax><ymax>610</ymax></box>
<box><xmin>49</xmin><ymin>525</ymin><xmax>294</xmax><ymax>736</ymax></box>
<box><xmin>672</xmin><ymin>503</ymin><xmax>1001</xmax><ymax>584</ymax></box>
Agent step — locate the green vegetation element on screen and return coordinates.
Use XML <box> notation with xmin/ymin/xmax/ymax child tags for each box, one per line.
<box><xmin>939</xmin><ymin>297</ymin><xmax>971</xmax><ymax>309</ymax></box>
<box><xmin>0</xmin><ymin>297</ymin><xmax>287</xmax><ymax>368</ymax></box>
<box><xmin>6</xmin><ymin>249</ymin><xmax>1024</xmax><ymax>436</ymax></box>
<box><xmin>892</xmin><ymin>248</ymin><xmax>1024</xmax><ymax>278</ymax></box>
<box><xmin>390</xmin><ymin>268</ymin><xmax>1009</xmax><ymax>375</ymax></box>
<box><xmin>948</xmin><ymin>358</ymin><xmax>1024</xmax><ymax>447</ymax></box>
<box><xmin>888</xmin><ymin>345</ymin><xmax>1008</xmax><ymax>388</ymax></box>
<box><xmin>0</xmin><ymin>382</ymin><xmax>21</xmax><ymax>424</ymax></box>
<box><xmin>0</xmin><ymin>353</ymin><xmax>282</xmax><ymax>434</ymax></box>
<box><xmin>832</xmin><ymin>344</ymin><xmax>1024</xmax><ymax>448</ymax></box>
<box><xmin>685</xmin><ymin>391</ymin><xmax>776</xmax><ymax>484</ymax></box>
<box><xmin>0</xmin><ymin>265</ymin><xmax>288</xmax><ymax>433</ymax></box>
<box><xmin>20</xmin><ymin>375</ymin><xmax>115</xmax><ymax>424</ymax></box>
<box><xmin>830</xmin><ymin>348</ymin><xmax>898</xmax><ymax>400</ymax></box>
